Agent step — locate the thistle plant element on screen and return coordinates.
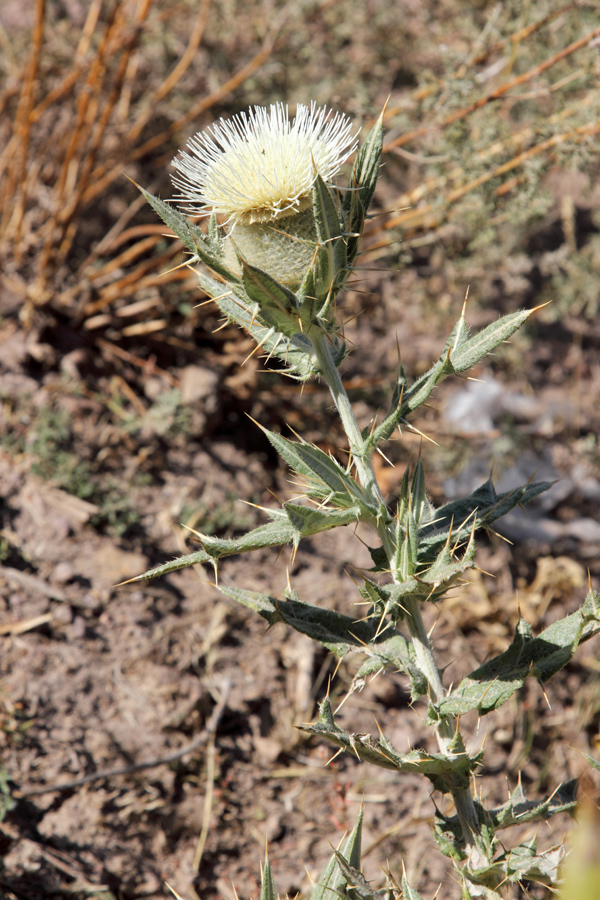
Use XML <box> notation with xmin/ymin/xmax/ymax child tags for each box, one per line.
<box><xmin>132</xmin><ymin>103</ymin><xmax>600</xmax><ymax>899</ymax></box>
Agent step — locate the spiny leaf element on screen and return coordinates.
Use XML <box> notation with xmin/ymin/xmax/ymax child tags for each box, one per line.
<box><xmin>310</xmin><ymin>808</ymin><xmax>363</xmax><ymax>900</ymax></box>
<box><xmin>283</xmin><ymin>502</ymin><xmax>361</xmax><ymax>535</ymax></box>
<box><xmin>261</xmin><ymin>427</ymin><xmax>373</xmax><ymax>512</ymax></box>
<box><xmin>491</xmin><ymin>779</ymin><xmax>578</xmax><ymax>830</ymax></box>
<box><xmin>369</xmin><ymin>309</ymin><xmax>536</xmax><ymax>446</ymax></box>
<box><xmin>400</xmin><ymin>873</ymin><xmax>426</xmax><ymax>900</ymax></box>
<box><xmin>302</xmin><ymin>700</ymin><xmax>479</xmax><ymax>792</ymax></box>
<box><xmin>194</xmin><ymin>235</ymin><xmax>242</xmax><ymax>284</ymax></box>
<box><xmin>310</xmin><ymin>173</ymin><xmax>347</xmax><ymax>313</ymax></box>
<box><xmin>464</xmin><ymin>840</ymin><xmax>565</xmax><ymax>888</ymax></box>
<box><xmin>136</xmin><ymin>184</ymin><xmax>218</xmax><ymax>257</ymax></box>
<box><xmin>418</xmin><ymin>476</ymin><xmax>553</xmax><ymax>559</ymax></box>
<box><xmin>435</xmin><ymin>779</ymin><xmax>578</xmax><ymax>859</ymax></box>
<box><xmin>438</xmin><ymin>589</ymin><xmax>600</xmax><ymax>716</ymax></box>
<box><xmin>260</xmin><ymin>854</ymin><xmax>276</xmax><ymax>900</ymax></box>
<box><xmin>329</xmin><ymin>852</ymin><xmax>383</xmax><ymax>899</ymax></box>
<box><xmin>124</xmin><ymin>549</ymin><xmax>214</xmax><ymax>582</ymax></box>
<box><xmin>218</xmin><ymin>586</ymin><xmax>395</xmax><ymax>654</ymax></box>
<box><xmin>449</xmin><ymin>309</ymin><xmax>533</xmax><ymax>373</ymax></box>
<box><xmin>215</xmin><ymin>586</ymin><xmax>424</xmax><ymax>694</ymax></box>
<box><xmin>242</xmin><ymin>260</ymin><xmax>300</xmax><ymax>316</ymax></box>
<box><xmin>344</xmin><ymin>112</ymin><xmax>384</xmax><ymax>265</ymax></box>
<box><xmin>196</xmin><ymin>270</ymin><xmax>319</xmax><ymax>380</ymax></box>
<box><xmin>127</xmin><ymin>505</ymin><xmax>362</xmax><ymax>582</ymax></box>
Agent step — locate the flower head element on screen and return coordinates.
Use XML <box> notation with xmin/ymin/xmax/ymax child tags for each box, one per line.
<box><xmin>171</xmin><ymin>102</ymin><xmax>357</xmax><ymax>227</ymax></box>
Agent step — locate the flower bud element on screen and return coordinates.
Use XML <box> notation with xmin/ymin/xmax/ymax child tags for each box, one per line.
<box><xmin>171</xmin><ymin>102</ymin><xmax>357</xmax><ymax>286</ymax></box>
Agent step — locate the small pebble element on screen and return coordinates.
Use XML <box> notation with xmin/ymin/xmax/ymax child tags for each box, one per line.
<box><xmin>67</xmin><ymin>616</ymin><xmax>87</xmax><ymax>639</ymax></box>
<box><xmin>52</xmin><ymin>562</ymin><xmax>75</xmax><ymax>584</ymax></box>
<box><xmin>52</xmin><ymin>604</ymin><xmax>73</xmax><ymax>625</ymax></box>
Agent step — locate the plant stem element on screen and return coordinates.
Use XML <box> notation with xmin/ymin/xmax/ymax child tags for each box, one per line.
<box><xmin>311</xmin><ymin>327</ymin><xmax>498</xmax><ymax>884</ymax></box>
<box><xmin>310</xmin><ymin>330</ymin><xmax>384</xmax><ymax>509</ymax></box>
<box><xmin>311</xmin><ymin>330</ymin><xmax>451</xmax><ymax>733</ymax></box>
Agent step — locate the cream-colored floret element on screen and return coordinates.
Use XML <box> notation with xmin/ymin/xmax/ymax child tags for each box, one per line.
<box><xmin>171</xmin><ymin>103</ymin><xmax>357</xmax><ymax>226</ymax></box>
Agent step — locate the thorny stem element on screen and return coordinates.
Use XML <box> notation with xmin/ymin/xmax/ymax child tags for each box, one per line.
<box><xmin>310</xmin><ymin>330</ymin><xmax>385</xmax><ymax>509</ymax></box>
<box><xmin>311</xmin><ymin>328</ymin><xmax>500</xmax><ymax>891</ymax></box>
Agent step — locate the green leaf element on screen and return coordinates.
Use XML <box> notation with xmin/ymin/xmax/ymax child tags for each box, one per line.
<box><xmin>125</xmin><ymin>549</ymin><xmax>214</xmax><ymax>582</ymax></box>
<box><xmin>328</xmin><ymin>852</ymin><xmax>384</xmax><ymax>900</ymax></box>
<box><xmin>369</xmin><ymin>309</ymin><xmax>535</xmax><ymax>443</ymax></box>
<box><xmin>491</xmin><ymin>778</ymin><xmax>578</xmax><ymax>830</ymax></box>
<box><xmin>466</xmin><ymin>839</ymin><xmax>564</xmax><ymax>887</ymax></box>
<box><xmin>137</xmin><ymin>184</ymin><xmax>218</xmax><ymax>258</ymax></box>
<box><xmin>283</xmin><ymin>502</ymin><xmax>361</xmax><ymax>535</ymax></box>
<box><xmin>367</xmin><ymin>360</ymin><xmax>407</xmax><ymax>449</ymax></box>
<box><xmin>219</xmin><ymin>586</ymin><xmax>390</xmax><ymax>653</ymax></box>
<box><xmin>449</xmin><ymin>309</ymin><xmax>533</xmax><ymax>373</ymax></box>
<box><xmin>419</xmin><ymin>476</ymin><xmax>553</xmax><ymax>559</ymax></box>
<box><xmin>400</xmin><ymin>873</ymin><xmax>426</xmax><ymax>900</ymax></box>
<box><xmin>196</xmin><ymin>270</ymin><xmax>319</xmax><ymax>381</ymax></box>
<box><xmin>261</xmin><ymin>427</ymin><xmax>372</xmax><ymax>511</ymax></box>
<box><xmin>310</xmin><ymin>173</ymin><xmax>348</xmax><ymax>314</ymax></box>
<box><xmin>418</xmin><ymin>528</ymin><xmax>476</xmax><ymax>588</ymax></box>
<box><xmin>310</xmin><ymin>809</ymin><xmax>363</xmax><ymax>900</ymax></box>
<box><xmin>242</xmin><ymin>260</ymin><xmax>300</xmax><ymax>316</ymax></box>
<box><xmin>410</xmin><ymin>461</ymin><xmax>429</xmax><ymax>527</ymax></box>
<box><xmin>343</xmin><ymin>112</ymin><xmax>384</xmax><ymax>265</ymax></box>
<box><xmin>359</xmin><ymin>577</ymin><xmax>415</xmax><ymax>620</ymax></box>
<box><xmin>194</xmin><ymin>235</ymin><xmax>242</xmax><ymax>284</ymax></box>
<box><xmin>127</xmin><ymin>504</ymin><xmax>364</xmax><ymax>583</ymax></box>
<box><xmin>192</xmin><ymin>505</ymin><xmax>356</xmax><ymax>558</ymax></box>
<box><xmin>435</xmin><ymin>779</ymin><xmax>578</xmax><ymax>858</ymax></box>
<box><xmin>359</xmin><ymin>634</ymin><xmax>427</xmax><ymax>699</ymax></box>
<box><xmin>260</xmin><ymin>854</ymin><xmax>276</xmax><ymax>900</ymax></box>
<box><xmin>363</xmin><ymin>532</ymin><xmax>475</xmax><ymax>618</ymax></box>
<box><xmin>301</xmin><ymin>700</ymin><xmax>479</xmax><ymax>792</ymax></box>
<box><xmin>215</xmin><ymin>585</ymin><xmax>424</xmax><ymax>694</ymax></box>
<box><xmin>438</xmin><ymin>589</ymin><xmax>600</xmax><ymax>716</ymax></box>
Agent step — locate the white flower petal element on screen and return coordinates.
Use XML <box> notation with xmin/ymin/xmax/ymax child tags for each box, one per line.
<box><xmin>171</xmin><ymin>102</ymin><xmax>357</xmax><ymax>225</ymax></box>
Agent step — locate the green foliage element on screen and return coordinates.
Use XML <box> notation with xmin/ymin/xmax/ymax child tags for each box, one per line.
<box><xmin>400</xmin><ymin>874</ymin><xmax>425</xmax><ymax>900</ymax></box>
<box><xmin>27</xmin><ymin>405</ymin><xmax>95</xmax><ymax>500</ymax></box>
<box><xmin>465</xmin><ymin>836</ymin><xmax>564</xmax><ymax>890</ymax></box>
<box><xmin>437</xmin><ymin>588</ymin><xmax>600</xmax><ymax>717</ymax></box>
<box><xmin>128</xmin><ymin>502</ymin><xmax>364</xmax><ymax>581</ymax></box>
<box><xmin>255</xmin><ymin>811</ymin><xmax>366</xmax><ymax>900</ymax></box>
<box><xmin>310</xmin><ymin>808</ymin><xmax>364</xmax><ymax>900</ymax></box>
<box><xmin>261</xmin><ymin>425</ymin><xmax>372</xmax><ymax>511</ymax></box>
<box><xmin>136</xmin><ymin>183</ymin><xmax>215</xmax><ymax>261</ymax></box>
<box><xmin>137</xmin><ymin>98</ymin><xmax>597</xmax><ymax>900</ymax></box>
<box><xmin>367</xmin><ymin>308</ymin><xmax>533</xmax><ymax>448</ymax></box>
<box><xmin>260</xmin><ymin>854</ymin><xmax>276</xmax><ymax>900</ymax></box>
<box><xmin>301</xmin><ymin>699</ymin><xmax>481</xmax><ymax>794</ymax></box>
<box><xmin>214</xmin><ymin>584</ymin><xmax>425</xmax><ymax>698</ymax></box>
<box><xmin>307</xmin><ymin>173</ymin><xmax>348</xmax><ymax>313</ymax></box>
<box><xmin>342</xmin><ymin>111</ymin><xmax>384</xmax><ymax>267</ymax></box>
<box><xmin>0</xmin><ymin>768</ymin><xmax>16</xmax><ymax>822</ymax></box>
<box><xmin>434</xmin><ymin>779</ymin><xmax>578</xmax><ymax>859</ymax></box>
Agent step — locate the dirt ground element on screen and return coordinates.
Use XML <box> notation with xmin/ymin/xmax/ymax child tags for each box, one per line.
<box><xmin>1</xmin><ymin>2</ymin><xmax>600</xmax><ymax>899</ymax></box>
